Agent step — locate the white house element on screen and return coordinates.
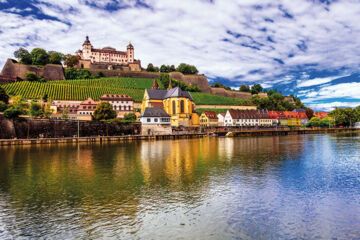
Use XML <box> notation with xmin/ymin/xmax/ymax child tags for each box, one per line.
<box><xmin>217</xmin><ymin>113</ymin><xmax>226</xmax><ymax>126</ymax></box>
<box><xmin>224</xmin><ymin>109</ymin><xmax>262</xmax><ymax>127</ymax></box>
<box><xmin>99</xmin><ymin>94</ymin><xmax>134</xmax><ymax>112</ymax></box>
<box><xmin>140</xmin><ymin>107</ymin><xmax>172</xmax><ymax>135</ymax></box>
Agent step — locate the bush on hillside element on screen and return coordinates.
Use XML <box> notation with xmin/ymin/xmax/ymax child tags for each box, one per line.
<box><xmin>176</xmin><ymin>63</ymin><xmax>198</xmax><ymax>75</ymax></box>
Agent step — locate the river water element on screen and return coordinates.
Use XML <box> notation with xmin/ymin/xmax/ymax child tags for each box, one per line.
<box><xmin>0</xmin><ymin>134</ymin><xmax>360</xmax><ymax>239</ymax></box>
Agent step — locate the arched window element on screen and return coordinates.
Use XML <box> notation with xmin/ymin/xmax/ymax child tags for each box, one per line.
<box><xmin>172</xmin><ymin>101</ymin><xmax>176</xmax><ymax>115</ymax></box>
<box><xmin>180</xmin><ymin>100</ymin><xmax>184</xmax><ymax>113</ymax></box>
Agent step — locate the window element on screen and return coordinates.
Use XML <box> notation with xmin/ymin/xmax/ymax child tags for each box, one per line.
<box><xmin>154</xmin><ymin>118</ymin><xmax>158</xmax><ymax>122</ymax></box>
<box><xmin>180</xmin><ymin>100</ymin><xmax>184</xmax><ymax>113</ymax></box>
<box><xmin>172</xmin><ymin>101</ymin><xmax>176</xmax><ymax>115</ymax></box>
<box><xmin>147</xmin><ymin>118</ymin><xmax>151</xmax><ymax>122</ymax></box>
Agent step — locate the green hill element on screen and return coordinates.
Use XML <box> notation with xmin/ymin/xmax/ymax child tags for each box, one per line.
<box><xmin>3</xmin><ymin>77</ymin><xmax>251</xmax><ymax>105</ymax></box>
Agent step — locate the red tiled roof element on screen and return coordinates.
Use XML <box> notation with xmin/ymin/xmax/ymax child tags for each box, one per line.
<box><xmin>100</xmin><ymin>94</ymin><xmax>133</xmax><ymax>101</ymax></box>
<box><xmin>92</xmin><ymin>48</ymin><xmax>127</xmax><ymax>55</ymax></box>
<box><xmin>150</xmin><ymin>102</ymin><xmax>164</xmax><ymax>108</ymax></box>
<box><xmin>203</xmin><ymin>111</ymin><xmax>218</xmax><ymax>119</ymax></box>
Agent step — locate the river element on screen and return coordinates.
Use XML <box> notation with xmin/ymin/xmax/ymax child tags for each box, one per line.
<box><xmin>0</xmin><ymin>134</ymin><xmax>360</xmax><ymax>239</ymax></box>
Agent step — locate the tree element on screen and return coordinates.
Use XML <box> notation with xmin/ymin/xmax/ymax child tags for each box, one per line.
<box><xmin>329</xmin><ymin>107</ymin><xmax>357</xmax><ymax>127</ymax></box>
<box><xmin>25</xmin><ymin>71</ymin><xmax>38</xmax><ymax>82</ymax></box>
<box><xmin>63</xmin><ymin>54</ymin><xmax>79</xmax><ymax>67</ymax></box>
<box><xmin>160</xmin><ymin>64</ymin><xmax>170</xmax><ymax>73</ymax></box>
<box><xmin>30</xmin><ymin>101</ymin><xmax>43</xmax><ymax>117</ymax></box>
<box><xmin>320</xmin><ymin>117</ymin><xmax>334</xmax><ymax>128</ymax></box>
<box><xmin>308</xmin><ymin>117</ymin><xmax>321</xmax><ymax>127</ymax></box>
<box><xmin>0</xmin><ymin>101</ymin><xmax>7</xmax><ymax>112</ymax></box>
<box><xmin>239</xmin><ymin>84</ymin><xmax>251</xmax><ymax>92</ymax></box>
<box><xmin>48</xmin><ymin>51</ymin><xmax>64</xmax><ymax>64</ymax></box>
<box><xmin>11</xmin><ymin>95</ymin><xmax>29</xmax><ymax>114</ymax></box>
<box><xmin>0</xmin><ymin>86</ymin><xmax>9</xmax><ymax>104</ymax></box>
<box><xmin>14</xmin><ymin>47</ymin><xmax>32</xmax><ymax>64</ymax></box>
<box><xmin>93</xmin><ymin>102</ymin><xmax>117</xmax><ymax>121</ymax></box>
<box><xmin>251</xmin><ymin>84</ymin><xmax>263</xmax><ymax>94</ymax></box>
<box><xmin>64</xmin><ymin>68</ymin><xmax>95</xmax><ymax>79</ymax></box>
<box><xmin>3</xmin><ymin>107</ymin><xmax>23</xmax><ymax>120</ymax></box>
<box><xmin>42</xmin><ymin>103</ymin><xmax>53</xmax><ymax>119</ymax></box>
<box><xmin>31</xmin><ymin>48</ymin><xmax>50</xmax><ymax>65</ymax></box>
<box><xmin>123</xmin><ymin>113</ymin><xmax>137</xmax><ymax>122</ymax></box>
<box><xmin>169</xmin><ymin>65</ymin><xmax>176</xmax><ymax>72</ymax></box>
<box><xmin>305</xmin><ymin>108</ymin><xmax>314</xmax><ymax>120</ymax></box>
<box><xmin>61</xmin><ymin>107</ymin><xmax>69</xmax><ymax>119</ymax></box>
<box><xmin>176</xmin><ymin>63</ymin><xmax>198</xmax><ymax>75</ymax></box>
<box><xmin>42</xmin><ymin>93</ymin><xmax>48</xmax><ymax>103</ymax></box>
<box><xmin>146</xmin><ymin>63</ymin><xmax>155</xmax><ymax>72</ymax></box>
<box><xmin>158</xmin><ymin>73</ymin><xmax>171</xmax><ymax>89</ymax></box>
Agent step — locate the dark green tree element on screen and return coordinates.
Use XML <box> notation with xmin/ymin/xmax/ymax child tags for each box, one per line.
<box><xmin>123</xmin><ymin>113</ymin><xmax>137</xmax><ymax>122</ymax></box>
<box><xmin>25</xmin><ymin>71</ymin><xmax>38</xmax><ymax>81</ymax></box>
<box><xmin>176</xmin><ymin>63</ymin><xmax>198</xmax><ymax>75</ymax></box>
<box><xmin>251</xmin><ymin>84</ymin><xmax>263</xmax><ymax>94</ymax></box>
<box><xmin>3</xmin><ymin>107</ymin><xmax>23</xmax><ymax>119</ymax></box>
<box><xmin>14</xmin><ymin>47</ymin><xmax>32</xmax><ymax>64</ymax></box>
<box><xmin>146</xmin><ymin>63</ymin><xmax>155</xmax><ymax>72</ymax></box>
<box><xmin>31</xmin><ymin>48</ymin><xmax>50</xmax><ymax>65</ymax></box>
<box><xmin>0</xmin><ymin>101</ymin><xmax>7</xmax><ymax>112</ymax></box>
<box><xmin>308</xmin><ymin>117</ymin><xmax>321</xmax><ymax>127</ymax></box>
<box><xmin>239</xmin><ymin>84</ymin><xmax>251</xmax><ymax>92</ymax></box>
<box><xmin>305</xmin><ymin>108</ymin><xmax>314</xmax><ymax>119</ymax></box>
<box><xmin>160</xmin><ymin>64</ymin><xmax>170</xmax><ymax>73</ymax></box>
<box><xmin>0</xmin><ymin>86</ymin><xmax>9</xmax><ymax>104</ymax></box>
<box><xmin>93</xmin><ymin>102</ymin><xmax>117</xmax><ymax>121</ymax></box>
<box><xmin>48</xmin><ymin>51</ymin><xmax>64</xmax><ymax>64</ymax></box>
<box><xmin>30</xmin><ymin>101</ymin><xmax>43</xmax><ymax>117</ymax></box>
<box><xmin>169</xmin><ymin>65</ymin><xmax>176</xmax><ymax>72</ymax></box>
<box><xmin>42</xmin><ymin>93</ymin><xmax>48</xmax><ymax>102</ymax></box>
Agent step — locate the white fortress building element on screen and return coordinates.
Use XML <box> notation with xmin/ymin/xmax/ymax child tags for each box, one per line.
<box><xmin>76</xmin><ymin>36</ymin><xmax>141</xmax><ymax>71</ymax></box>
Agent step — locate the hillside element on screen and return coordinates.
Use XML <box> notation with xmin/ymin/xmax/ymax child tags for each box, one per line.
<box><xmin>2</xmin><ymin>77</ymin><xmax>251</xmax><ymax>105</ymax></box>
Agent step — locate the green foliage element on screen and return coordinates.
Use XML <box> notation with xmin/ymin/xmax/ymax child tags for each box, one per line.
<box><xmin>251</xmin><ymin>93</ymin><xmax>295</xmax><ymax>111</ymax></box>
<box><xmin>307</xmin><ymin>117</ymin><xmax>321</xmax><ymax>127</ymax></box>
<box><xmin>48</xmin><ymin>51</ymin><xmax>64</xmax><ymax>64</ymax></box>
<box><xmin>61</xmin><ymin>107</ymin><xmax>69</xmax><ymax>119</ymax></box>
<box><xmin>42</xmin><ymin>93</ymin><xmax>48</xmax><ymax>102</ymax></box>
<box><xmin>0</xmin><ymin>86</ymin><xmax>9</xmax><ymax>104</ymax></box>
<box><xmin>146</xmin><ymin>63</ymin><xmax>156</xmax><ymax>72</ymax></box>
<box><xmin>197</xmin><ymin>108</ymin><xmax>227</xmax><ymax>115</ymax></box>
<box><xmin>239</xmin><ymin>84</ymin><xmax>251</xmax><ymax>92</ymax></box>
<box><xmin>0</xmin><ymin>101</ymin><xmax>7</xmax><ymax>112</ymax></box>
<box><xmin>42</xmin><ymin>104</ymin><xmax>53</xmax><ymax>119</ymax></box>
<box><xmin>123</xmin><ymin>113</ymin><xmax>137</xmax><ymax>122</ymax></box>
<box><xmin>31</xmin><ymin>48</ymin><xmax>49</xmax><ymax>66</ymax></box>
<box><xmin>251</xmin><ymin>84</ymin><xmax>263</xmax><ymax>94</ymax></box>
<box><xmin>25</xmin><ymin>71</ymin><xmax>38</xmax><ymax>82</ymax></box>
<box><xmin>158</xmin><ymin>73</ymin><xmax>201</xmax><ymax>92</ymax></box>
<box><xmin>191</xmin><ymin>92</ymin><xmax>251</xmax><ymax>105</ymax></box>
<box><xmin>63</xmin><ymin>54</ymin><xmax>79</xmax><ymax>68</ymax></box>
<box><xmin>30</xmin><ymin>101</ymin><xmax>43</xmax><ymax>117</ymax></box>
<box><xmin>291</xmin><ymin>95</ymin><xmax>306</xmax><ymax>109</ymax></box>
<box><xmin>158</xmin><ymin>73</ymin><xmax>171</xmax><ymax>89</ymax></box>
<box><xmin>329</xmin><ymin>107</ymin><xmax>359</xmax><ymax>127</ymax></box>
<box><xmin>320</xmin><ymin>117</ymin><xmax>334</xmax><ymax>127</ymax></box>
<box><xmin>93</xmin><ymin>102</ymin><xmax>117</xmax><ymax>121</ymax></box>
<box><xmin>210</xmin><ymin>82</ymin><xmax>232</xmax><ymax>91</ymax></box>
<box><xmin>10</xmin><ymin>95</ymin><xmax>29</xmax><ymax>115</ymax></box>
<box><xmin>64</xmin><ymin>68</ymin><xmax>101</xmax><ymax>79</ymax></box>
<box><xmin>3</xmin><ymin>107</ymin><xmax>23</xmax><ymax>119</ymax></box>
<box><xmin>14</xmin><ymin>47</ymin><xmax>32</xmax><ymax>64</ymax></box>
<box><xmin>176</xmin><ymin>63</ymin><xmax>198</xmax><ymax>75</ymax></box>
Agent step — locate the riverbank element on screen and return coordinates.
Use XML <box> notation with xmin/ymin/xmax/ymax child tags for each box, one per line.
<box><xmin>0</xmin><ymin>128</ymin><xmax>358</xmax><ymax>146</ymax></box>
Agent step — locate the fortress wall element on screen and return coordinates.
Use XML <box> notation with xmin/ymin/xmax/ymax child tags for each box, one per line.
<box><xmin>210</xmin><ymin>87</ymin><xmax>252</xmax><ymax>100</ymax></box>
<box><xmin>170</xmin><ymin>72</ymin><xmax>212</xmax><ymax>93</ymax></box>
<box><xmin>89</xmin><ymin>69</ymin><xmax>160</xmax><ymax>79</ymax></box>
<box><xmin>1</xmin><ymin>59</ymin><xmax>65</xmax><ymax>81</ymax></box>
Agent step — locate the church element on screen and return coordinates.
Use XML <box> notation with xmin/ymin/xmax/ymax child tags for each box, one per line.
<box><xmin>76</xmin><ymin>36</ymin><xmax>141</xmax><ymax>71</ymax></box>
<box><xmin>141</xmin><ymin>80</ymin><xmax>200</xmax><ymax>127</ymax></box>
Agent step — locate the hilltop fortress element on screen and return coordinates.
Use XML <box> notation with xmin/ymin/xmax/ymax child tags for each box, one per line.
<box><xmin>76</xmin><ymin>36</ymin><xmax>142</xmax><ymax>71</ymax></box>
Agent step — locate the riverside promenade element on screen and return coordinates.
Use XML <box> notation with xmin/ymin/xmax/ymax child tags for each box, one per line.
<box><xmin>0</xmin><ymin>128</ymin><xmax>358</xmax><ymax>146</ymax></box>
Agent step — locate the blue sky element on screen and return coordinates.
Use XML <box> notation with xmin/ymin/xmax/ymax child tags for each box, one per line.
<box><xmin>1</xmin><ymin>0</ymin><xmax>360</xmax><ymax>111</ymax></box>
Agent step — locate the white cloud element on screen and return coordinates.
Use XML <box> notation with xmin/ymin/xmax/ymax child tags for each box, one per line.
<box><xmin>307</xmin><ymin>102</ymin><xmax>360</xmax><ymax>112</ymax></box>
<box><xmin>297</xmin><ymin>75</ymin><xmax>348</xmax><ymax>88</ymax></box>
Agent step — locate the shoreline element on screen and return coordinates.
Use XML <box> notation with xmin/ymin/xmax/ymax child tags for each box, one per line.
<box><xmin>0</xmin><ymin>128</ymin><xmax>358</xmax><ymax>146</ymax></box>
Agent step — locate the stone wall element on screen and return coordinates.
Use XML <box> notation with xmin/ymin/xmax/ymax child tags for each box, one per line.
<box><xmin>141</xmin><ymin>124</ymin><xmax>172</xmax><ymax>135</ymax></box>
<box><xmin>170</xmin><ymin>72</ymin><xmax>212</xmax><ymax>93</ymax></box>
<box><xmin>0</xmin><ymin>74</ymin><xmax>17</xmax><ymax>85</ymax></box>
<box><xmin>0</xmin><ymin>116</ymin><xmax>140</xmax><ymax>139</ymax></box>
<box><xmin>210</xmin><ymin>87</ymin><xmax>252</xmax><ymax>100</ymax></box>
<box><xmin>1</xmin><ymin>59</ymin><xmax>65</xmax><ymax>81</ymax></box>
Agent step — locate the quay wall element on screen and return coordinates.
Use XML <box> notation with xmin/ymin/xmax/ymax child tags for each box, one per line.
<box><xmin>0</xmin><ymin>116</ymin><xmax>140</xmax><ymax>139</ymax></box>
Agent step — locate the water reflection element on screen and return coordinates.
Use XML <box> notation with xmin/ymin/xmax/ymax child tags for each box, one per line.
<box><xmin>0</xmin><ymin>134</ymin><xmax>359</xmax><ymax>239</ymax></box>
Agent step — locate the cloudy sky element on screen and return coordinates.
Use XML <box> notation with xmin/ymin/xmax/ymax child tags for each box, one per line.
<box><xmin>1</xmin><ymin>0</ymin><xmax>360</xmax><ymax>111</ymax></box>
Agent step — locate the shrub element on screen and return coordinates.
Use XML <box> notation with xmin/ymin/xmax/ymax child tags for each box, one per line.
<box><xmin>123</xmin><ymin>113</ymin><xmax>137</xmax><ymax>122</ymax></box>
<box><xmin>3</xmin><ymin>107</ymin><xmax>23</xmax><ymax>119</ymax></box>
<box><xmin>93</xmin><ymin>102</ymin><xmax>117</xmax><ymax>121</ymax></box>
<box><xmin>25</xmin><ymin>71</ymin><xmax>38</xmax><ymax>82</ymax></box>
<box><xmin>30</xmin><ymin>102</ymin><xmax>43</xmax><ymax>117</ymax></box>
<box><xmin>0</xmin><ymin>101</ymin><xmax>7</xmax><ymax>112</ymax></box>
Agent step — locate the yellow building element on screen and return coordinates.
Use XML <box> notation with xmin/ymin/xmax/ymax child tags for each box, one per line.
<box><xmin>200</xmin><ymin>111</ymin><xmax>219</xmax><ymax>127</ymax></box>
<box><xmin>141</xmin><ymin>81</ymin><xmax>199</xmax><ymax>127</ymax></box>
<box><xmin>287</xmin><ymin>118</ymin><xmax>301</xmax><ymax>127</ymax></box>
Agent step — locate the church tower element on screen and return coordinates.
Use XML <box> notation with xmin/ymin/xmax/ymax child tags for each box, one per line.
<box><xmin>127</xmin><ymin>42</ymin><xmax>134</xmax><ymax>63</ymax></box>
<box><xmin>82</xmin><ymin>36</ymin><xmax>92</xmax><ymax>60</ymax></box>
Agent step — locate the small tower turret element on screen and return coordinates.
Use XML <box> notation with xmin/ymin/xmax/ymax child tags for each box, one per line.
<box><xmin>82</xmin><ymin>36</ymin><xmax>92</xmax><ymax>60</ymax></box>
<box><xmin>127</xmin><ymin>41</ymin><xmax>134</xmax><ymax>63</ymax></box>
<box><xmin>152</xmin><ymin>79</ymin><xmax>159</xmax><ymax>90</ymax></box>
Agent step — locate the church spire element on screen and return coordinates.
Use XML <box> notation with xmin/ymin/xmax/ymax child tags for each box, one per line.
<box><xmin>152</xmin><ymin>79</ymin><xmax>159</xmax><ymax>89</ymax></box>
<box><xmin>168</xmin><ymin>78</ymin><xmax>173</xmax><ymax>90</ymax></box>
